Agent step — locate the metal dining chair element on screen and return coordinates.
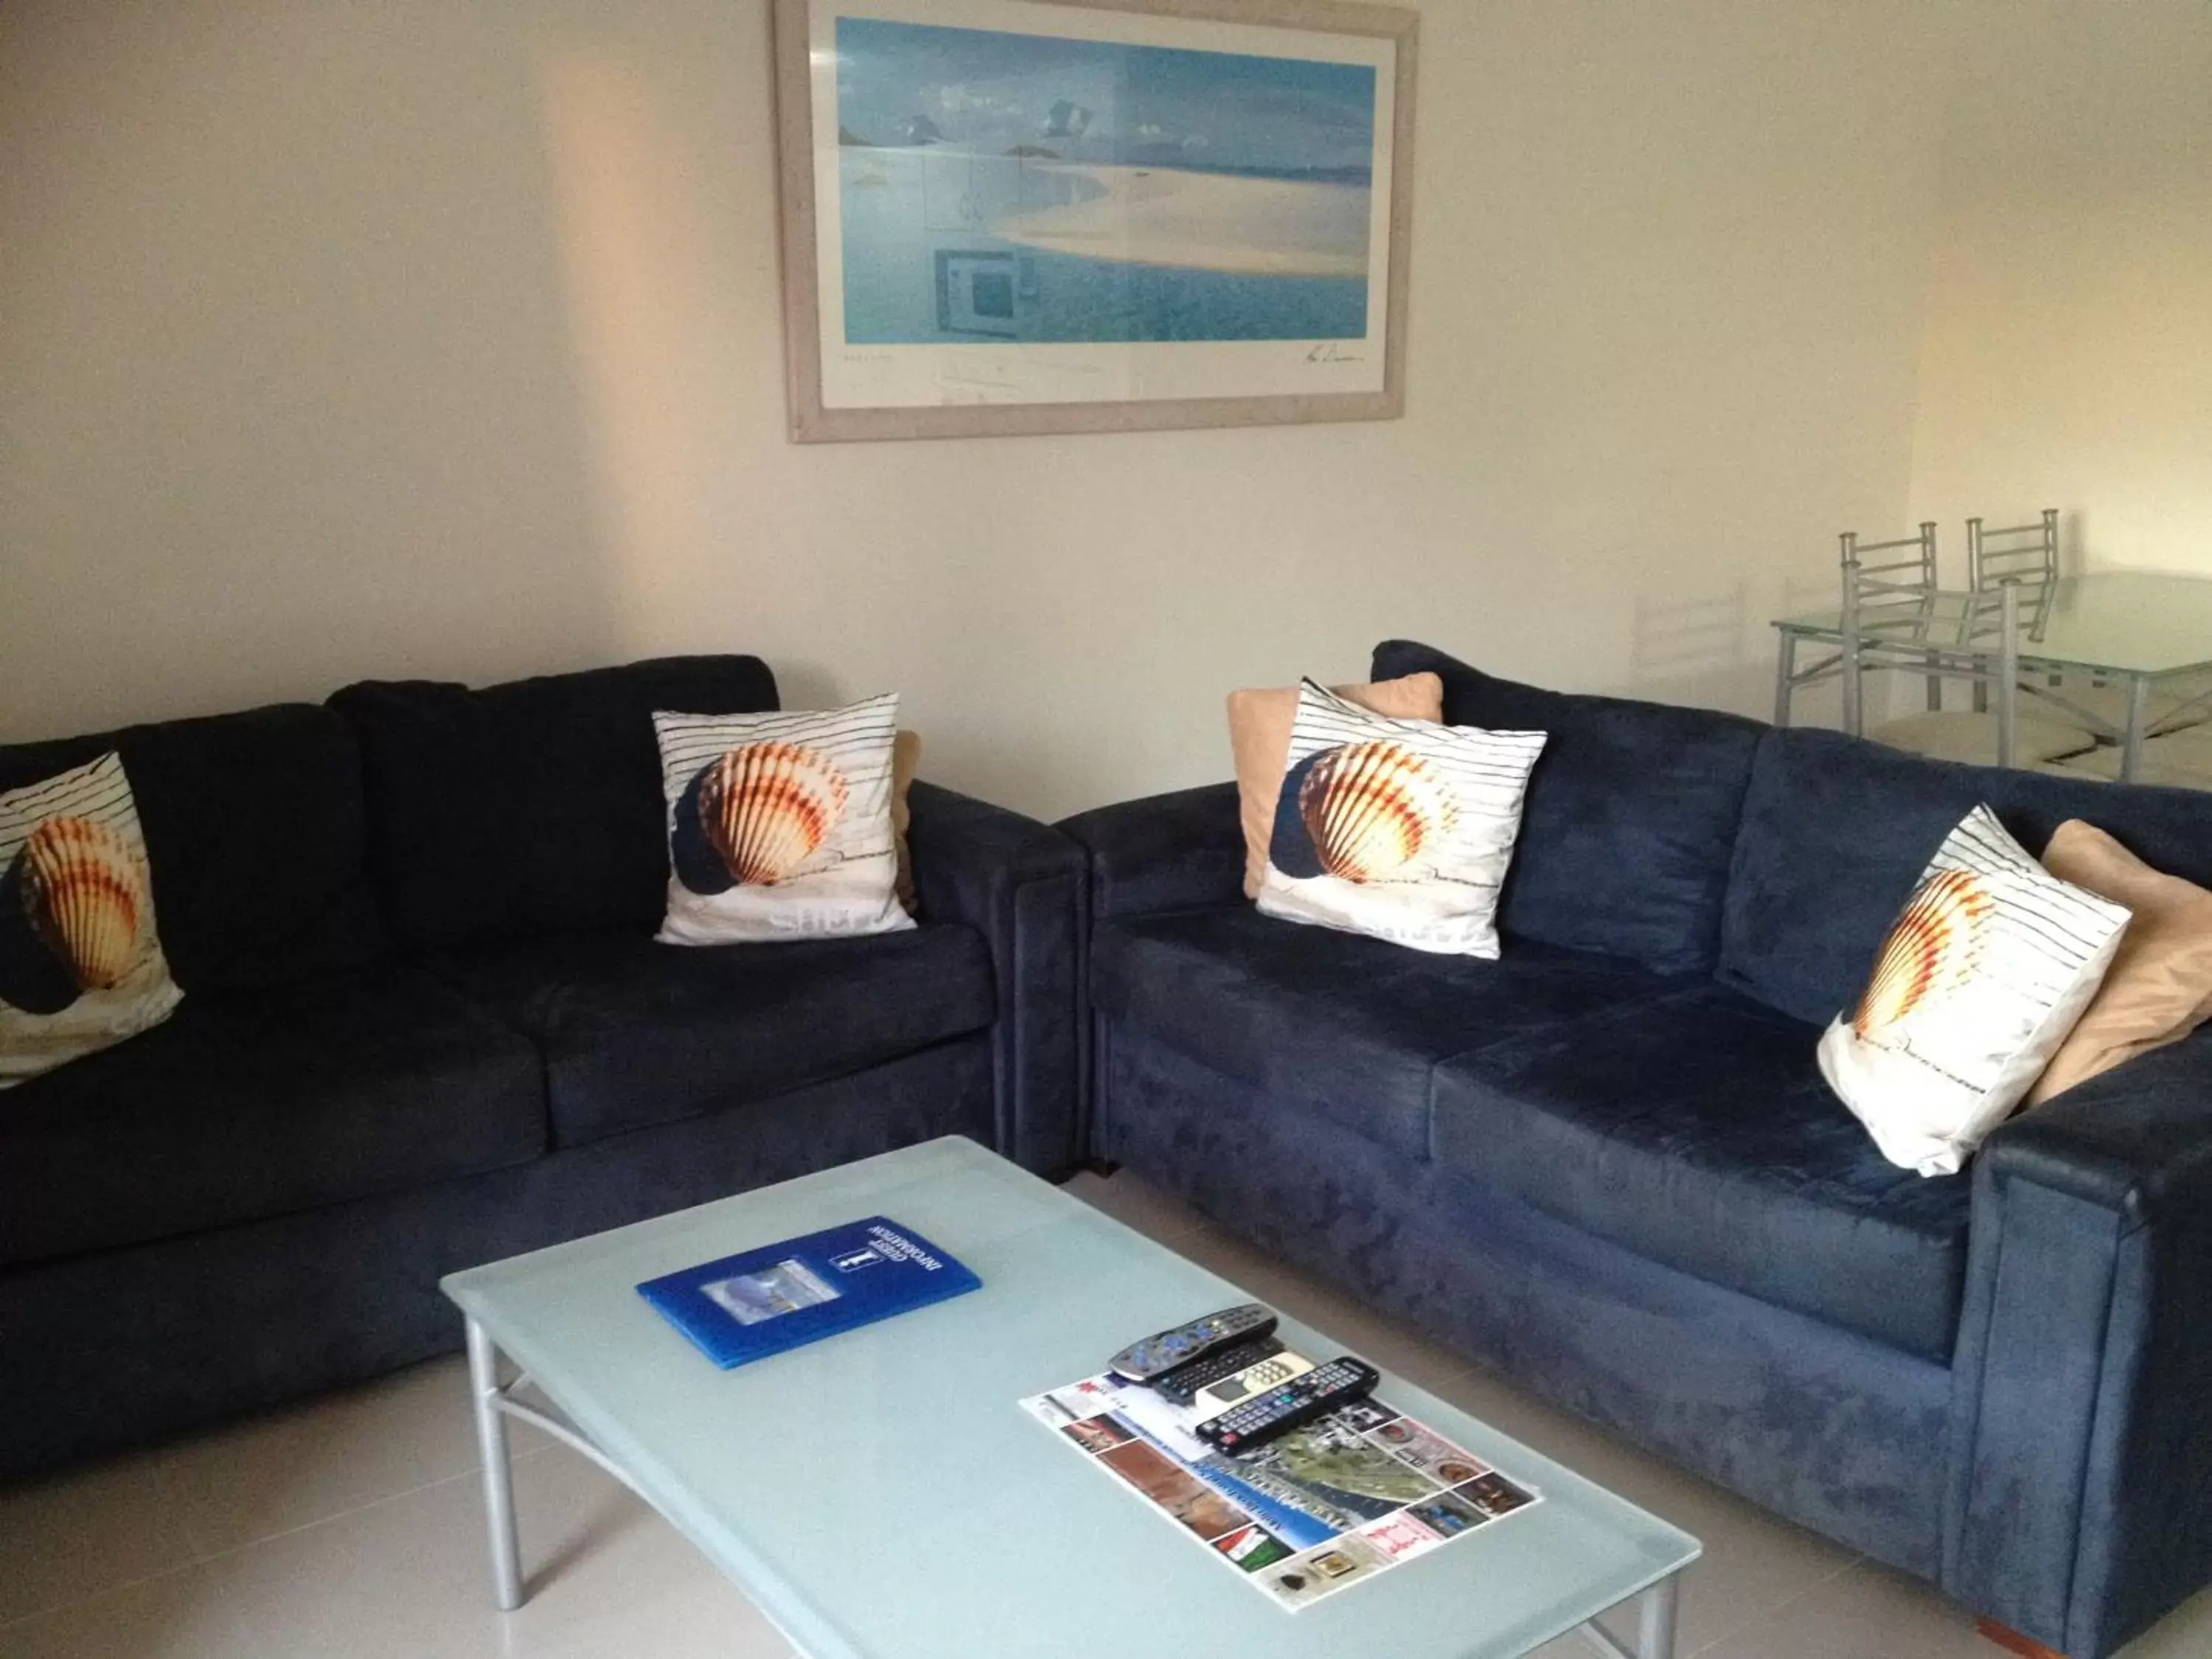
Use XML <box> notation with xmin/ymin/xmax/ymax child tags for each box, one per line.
<box><xmin>1965</xmin><ymin>508</ymin><xmax>2211</xmax><ymax>742</ymax></box>
<box><xmin>1843</xmin><ymin>540</ymin><xmax>2093</xmax><ymax>767</ymax></box>
<box><xmin>1966</xmin><ymin>509</ymin><xmax>2059</xmax><ymax>639</ymax></box>
<box><xmin>1821</xmin><ymin>523</ymin><xmax>1943</xmax><ymax>732</ymax></box>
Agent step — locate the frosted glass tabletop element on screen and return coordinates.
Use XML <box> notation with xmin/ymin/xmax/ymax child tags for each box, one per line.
<box><xmin>442</xmin><ymin>1137</ymin><xmax>1697</xmax><ymax>1658</ymax></box>
<box><xmin>1775</xmin><ymin>571</ymin><xmax>2212</xmax><ymax>678</ymax></box>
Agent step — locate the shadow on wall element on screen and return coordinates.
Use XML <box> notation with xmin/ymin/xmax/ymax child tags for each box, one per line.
<box><xmin>1616</xmin><ymin>574</ymin><xmax>1849</xmax><ymax>729</ymax></box>
<box><xmin>0</xmin><ymin>1</ymin><xmax>627</xmax><ymax>739</ymax></box>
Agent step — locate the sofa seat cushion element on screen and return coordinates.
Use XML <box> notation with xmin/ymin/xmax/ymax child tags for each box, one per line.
<box><xmin>0</xmin><ymin>970</ymin><xmax>544</xmax><ymax>1268</ymax></box>
<box><xmin>1091</xmin><ymin>908</ymin><xmax>1699</xmax><ymax>1159</ymax></box>
<box><xmin>435</xmin><ymin>926</ymin><xmax>997</xmax><ymax>1149</ymax></box>
<box><xmin>1431</xmin><ymin>983</ymin><xmax>1972</xmax><ymax>1360</ymax></box>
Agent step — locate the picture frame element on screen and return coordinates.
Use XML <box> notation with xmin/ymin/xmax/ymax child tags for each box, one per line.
<box><xmin>771</xmin><ymin>0</ymin><xmax>1418</xmax><ymax>442</ymax></box>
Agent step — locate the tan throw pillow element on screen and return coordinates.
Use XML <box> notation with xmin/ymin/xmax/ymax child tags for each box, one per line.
<box><xmin>1228</xmin><ymin>672</ymin><xmax>1443</xmax><ymax>898</ymax></box>
<box><xmin>2027</xmin><ymin>820</ymin><xmax>2212</xmax><ymax>1105</ymax></box>
<box><xmin>891</xmin><ymin>728</ymin><xmax>920</xmax><ymax>914</ymax></box>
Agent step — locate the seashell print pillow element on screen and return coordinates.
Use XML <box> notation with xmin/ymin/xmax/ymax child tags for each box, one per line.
<box><xmin>1256</xmin><ymin>680</ymin><xmax>1547</xmax><ymax>957</ymax></box>
<box><xmin>1817</xmin><ymin>804</ymin><xmax>2129</xmax><ymax>1176</ymax></box>
<box><xmin>653</xmin><ymin>694</ymin><xmax>914</xmax><ymax>944</ymax></box>
<box><xmin>0</xmin><ymin>753</ymin><xmax>184</xmax><ymax>1087</ymax></box>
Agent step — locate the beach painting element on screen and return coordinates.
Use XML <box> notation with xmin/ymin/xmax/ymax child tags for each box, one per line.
<box><xmin>776</xmin><ymin>0</ymin><xmax>1415</xmax><ymax>439</ymax></box>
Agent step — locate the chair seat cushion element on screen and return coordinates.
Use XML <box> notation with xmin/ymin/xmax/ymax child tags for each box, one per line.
<box><xmin>435</xmin><ymin>926</ymin><xmax>998</xmax><ymax>1148</ymax></box>
<box><xmin>0</xmin><ymin>969</ymin><xmax>544</xmax><ymax>1268</ymax></box>
<box><xmin>1431</xmin><ymin>983</ymin><xmax>1972</xmax><ymax>1360</ymax></box>
<box><xmin>1868</xmin><ymin>711</ymin><xmax>2093</xmax><ymax>767</ymax></box>
<box><xmin>1090</xmin><ymin>908</ymin><xmax>1698</xmax><ymax>1158</ymax></box>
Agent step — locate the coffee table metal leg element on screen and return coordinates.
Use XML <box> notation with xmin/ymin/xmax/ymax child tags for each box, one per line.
<box><xmin>466</xmin><ymin>1316</ymin><xmax>525</xmax><ymax>1611</ymax></box>
<box><xmin>1575</xmin><ymin>1572</ymin><xmax>1680</xmax><ymax>1659</ymax></box>
<box><xmin>1637</xmin><ymin>1573</ymin><xmax>1679</xmax><ymax>1658</ymax></box>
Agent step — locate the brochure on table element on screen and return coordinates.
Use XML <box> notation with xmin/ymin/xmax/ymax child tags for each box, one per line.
<box><xmin>1023</xmin><ymin>1368</ymin><xmax>1542</xmax><ymax>1611</ymax></box>
<box><xmin>638</xmin><ymin>1217</ymin><xmax>978</xmax><ymax>1368</ymax></box>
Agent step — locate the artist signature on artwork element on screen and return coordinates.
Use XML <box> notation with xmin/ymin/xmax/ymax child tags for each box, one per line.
<box><xmin>1305</xmin><ymin>342</ymin><xmax>1365</xmax><ymax>364</ymax></box>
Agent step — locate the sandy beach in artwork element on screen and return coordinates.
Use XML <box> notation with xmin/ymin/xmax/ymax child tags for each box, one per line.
<box><xmin>992</xmin><ymin>163</ymin><xmax>1371</xmax><ymax>279</ymax></box>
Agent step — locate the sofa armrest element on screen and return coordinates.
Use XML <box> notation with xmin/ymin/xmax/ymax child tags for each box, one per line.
<box><xmin>1945</xmin><ymin>1032</ymin><xmax>2212</xmax><ymax>1658</ymax></box>
<box><xmin>1056</xmin><ymin>782</ymin><xmax>1245</xmax><ymax>925</ymax></box>
<box><xmin>905</xmin><ymin>782</ymin><xmax>1085</xmax><ymax>1178</ymax></box>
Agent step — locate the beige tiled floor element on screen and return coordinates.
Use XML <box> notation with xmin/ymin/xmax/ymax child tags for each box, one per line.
<box><xmin>3</xmin><ymin>1170</ymin><xmax>2207</xmax><ymax>1658</ymax></box>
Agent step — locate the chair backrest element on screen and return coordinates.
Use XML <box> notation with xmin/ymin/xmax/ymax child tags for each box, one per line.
<box><xmin>1840</xmin><ymin>521</ymin><xmax>1939</xmax><ymax>633</ymax></box>
<box><xmin>1967</xmin><ymin>509</ymin><xmax>2059</xmax><ymax>636</ymax></box>
<box><xmin>1837</xmin><ymin>522</ymin><xmax>1940</xmax><ymax>734</ymax></box>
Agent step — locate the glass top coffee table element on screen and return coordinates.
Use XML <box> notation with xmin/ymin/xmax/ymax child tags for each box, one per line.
<box><xmin>442</xmin><ymin>1137</ymin><xmax>1698</xmax><ymax>1658</ymax></box>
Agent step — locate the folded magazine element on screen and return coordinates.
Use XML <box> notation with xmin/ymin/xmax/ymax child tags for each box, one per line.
<box><xmin>638</xmin><ymin>1217</ymin><xmax>978</xmax><ymax>1368</ymax></box>
<box><xmin>1023</xmin><ymin>1367</ymin><xmax>1541</xmax><ymax>1610</ymax></box>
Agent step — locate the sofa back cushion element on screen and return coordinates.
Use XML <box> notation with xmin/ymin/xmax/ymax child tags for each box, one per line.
<box><xmin>1720</xmin><ymin>726</ymin><xmax>2212</xmax><ymax>1025</ymax></box>
<box><xmin>1369</xmin><ymin>641</ymin><xmax>1765</xmax><ymax>973</ymax></box>
<box><xmin>0</xmin><ymin>705</ymin><xmax>385</xmax><ymax>992</ymax></box>
<box><xmin>330</xmin><ymin>656</ymin><xmax>778</xmax><ymax>951</ymax></box>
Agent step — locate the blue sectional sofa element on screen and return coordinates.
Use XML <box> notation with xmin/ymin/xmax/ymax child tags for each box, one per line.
<box><xmin>0</xmin><ymin>655</ymin><xmax>1083</xmax><ymax>1477</ymax></box>
<box><xmin>1061</xmin><ymin>639</ymin><xmax>2212</xmax><ymax>1659</ymax></box>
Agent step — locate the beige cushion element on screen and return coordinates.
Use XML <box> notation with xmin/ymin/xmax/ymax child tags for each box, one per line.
<box><xmin>2027</xmin><ymin>820</ymin><xmax>2212</xmax><ymax>1105</ymax></box>
<box><xmin>891</xmin><ymin>729</ymin><xmax>920</xmax><ymax>913</ymax></box>
<box><xmin>1228</xmin><ymin>673</ymin><xmax>1442</xmax><ymax>898</ymax></box>
<box><xmin>2034</xmin><ymin>677</ymin><xmax>2211</xmax><ymax>738</ymax></box>
<box><xmin>1868</xmin><ymin>711</ymin><xmax>2094</xmax><ymax>767</ymax></box>
<box><xmin>2039</xmin><ymin>728</ymin><xmax>2212</xmax><ymax>790</ymax></box>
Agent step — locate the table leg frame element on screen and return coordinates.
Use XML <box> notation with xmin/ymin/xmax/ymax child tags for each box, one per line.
<box><xmin>2122</xmin><ymin>675</ymin><xmax>2150</xmax><ymax>783</ymax></box>
<box><xmin>1576</xmin><ymin>1572</ymin><xmax>1682</xmax><ymax>1659</ymax></box>
<box><xmin>465</xmin><ymin>1316</ymin><xmax>524</xmax><ymax>1611</ymax></box>
<box><xmin>468</xmin><ymin>1314</ymin><xmax>1686</xmax><ymax>1651</ymax></box>
<box><xmin>466</xmin><ymin>1317</ymin><xmax>650</xmax><ymax>1613</ymax></box>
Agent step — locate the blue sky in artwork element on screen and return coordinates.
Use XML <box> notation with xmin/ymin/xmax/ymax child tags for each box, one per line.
<box><xmin>835</xmin><ymin>16</ymin><xmax>1377</xmax><ymax>179</ymax></box>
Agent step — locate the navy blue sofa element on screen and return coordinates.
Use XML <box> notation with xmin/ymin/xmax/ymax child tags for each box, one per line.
<box><xmin>1061</xmin><ymin>639</ymin><xmax>2212</xmax><ymax>1659</ymax></box>
<box><xmin>0</xmin><ymin>655</ymin><xmax>1083</xmax><ymax>1478</ymax></box>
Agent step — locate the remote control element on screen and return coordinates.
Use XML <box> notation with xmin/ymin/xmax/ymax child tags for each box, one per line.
<box><xmin>1108</xmin><ymin>1304</ymin><xmax>1278</xmax><ymax>1384</ymax></box>
<box><xmin>1196</xmin><ymin>1357</ymin><xmax>1381</xmax><ymax>1455</ymax></box>
<box><xmin>1150</xmin><ymin>1335</ymin><xmax>1287</xmax><ymax>1405</ymax></box>
<box><xmin>1192</xmin><ymin>1352</ymin><xmax>1315</xmax><ymax>1422</ymax></box>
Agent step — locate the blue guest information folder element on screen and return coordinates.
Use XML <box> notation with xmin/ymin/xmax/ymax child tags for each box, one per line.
<box><xmin>636</xmin><ymin>1217</ymin><xmax>980</xmax><ymax>1368</ymax></box>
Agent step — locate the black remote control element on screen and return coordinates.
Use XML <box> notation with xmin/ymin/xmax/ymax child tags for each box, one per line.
<box><xmin>1196</xmin><ymin>1357</ymin><xmax>1381</xmax><ymax>1455</ymax></box>
<box><xmin>1150</xmin><ymin>1335</ymin><xmax>1287</xmax><ymax>1405</ymax></box>
<box><xmin>1108</xmin><ymin>1304</ymin><xmax>1278</xmax><ymax>1384</ymax></box>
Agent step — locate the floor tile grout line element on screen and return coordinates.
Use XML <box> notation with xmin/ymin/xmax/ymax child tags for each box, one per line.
<box><xmin>1683</xmin><ymin>1548</ymin><xmax>1869</xmax><ymax>1656</ymax></box>
<box><xmin>175</xmin><ymin>1438</ymin><xmax>564</xmax><ymax>1566</ymax></box>
<box><xmin>3</xmin><ymin>1439</ymin><xmax>563</xmax><ymax>1632</ymax></box>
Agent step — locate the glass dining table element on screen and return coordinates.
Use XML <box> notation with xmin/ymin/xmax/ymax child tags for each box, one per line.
<box><xmin>1772</xmin><ymin>571</ymin><xmax>2212</xmax><ymax>781</ymax></box>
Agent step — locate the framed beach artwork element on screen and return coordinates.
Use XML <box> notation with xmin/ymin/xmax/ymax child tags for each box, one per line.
<box><xmin>771</xmin><ymin>0</ymin><xmax>1416</xmax><ymax>441</ymax></box>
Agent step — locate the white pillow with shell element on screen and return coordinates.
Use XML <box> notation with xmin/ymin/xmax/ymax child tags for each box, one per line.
<box><xmin>1818</xmin><ymin>804</ymin><xmax>2130</xmax><ymax>1175</ymax></box>
<box><xmin>0</xmin><ymin>752</ymin><xmax>184</xmax><ymax>1087</ymax></box>
<box><xmin>1256</xmin><ymin>678</ymin><xmax>1547</xmax><ymax>957</ymax></box>
<box><xmin>653</xmin><ymin>694</ymin><xmax>914</xmax><ymax>945</ymax></box>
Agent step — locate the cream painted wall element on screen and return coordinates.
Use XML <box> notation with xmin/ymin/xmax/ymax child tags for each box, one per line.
<box><xmin>1</xmin><ymin>0</ymin><xmax>1947</xmax><ymax>818</ymax></box>
<box><xmin>1907</xmin><ymin>1</ymin><xmax>2212</xmax><ymax>577</ymax></box>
